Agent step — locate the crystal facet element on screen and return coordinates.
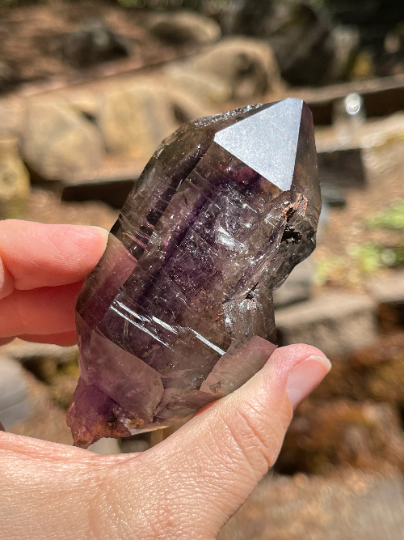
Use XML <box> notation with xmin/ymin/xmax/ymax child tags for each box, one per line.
<box><xmin>67</xmin><ymin>98</ymin><xmax>321</xmax><ymax>448</ymax></box>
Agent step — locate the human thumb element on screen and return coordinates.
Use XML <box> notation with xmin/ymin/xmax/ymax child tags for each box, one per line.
<box><xmin>112</xmin><ymin>344</ymin><xmax>331</xmax><ymax>540</ymax></box>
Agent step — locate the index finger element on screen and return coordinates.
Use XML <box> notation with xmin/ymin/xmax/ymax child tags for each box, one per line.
<box><xmin>0</xmin><ymin>220</ymin><xmax>108</xmax><ymax>299</ymax></box>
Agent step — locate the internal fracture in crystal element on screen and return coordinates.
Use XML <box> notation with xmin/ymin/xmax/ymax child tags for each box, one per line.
<box><xmin>67</xmin><ymin>98</ymin><xmax>321</xmax><ymax>448</ymax></box>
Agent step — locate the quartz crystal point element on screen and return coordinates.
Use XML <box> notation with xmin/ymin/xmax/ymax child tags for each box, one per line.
<box><xmin>67</xmin><ymin>98</ymin><xmax>321</xmax><ymax>448</ymax></box>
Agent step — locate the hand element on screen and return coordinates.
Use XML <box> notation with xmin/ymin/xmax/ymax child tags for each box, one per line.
<box><xmin>0</xmin><ymin>220</ymin><xmax>108</xmax><ymax>346</ymax></box>
<box><xmin>0</xmin><ymin>220</ymin><xmax>331</xmax><ymax>540</ymax></box>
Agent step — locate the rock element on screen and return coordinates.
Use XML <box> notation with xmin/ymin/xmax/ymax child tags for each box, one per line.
<box><xmin>0</xmin><ymin>355</ymin><xmax>31</xmax><ymax>429</ymax></box>
<box><xmin>0</xmin><ymin>151</ymin><xmax>30</xmax><ymax>219</ymax></box>
<box><xmin>2</xmin><ymin>340</ymin><xmax>78</xmax><ymax>367</ymax></box>
<box><xmin>273</xmin><ymin>258</ymin><xmax>314</xmax><ymax>308</ymax></box>
<box><xmin>0</xmin><ymin>97</ymin><xmax>26</xmax><ymax>139</ymax></box>
<box><xmin>67</xmin><ymin>92</ymin><xmax>102</xmax><ymax>121</ymax></box>
<box><xmin>98</xmin><ymin>82</ymin><xmax>178</xmax><ymax>159</ymax></box>
<box><xmin>63</xmin><ymin>86</ymin><xmax>206</xmax><ymax>207</ymax></box>
<box><xmin>49</xmin><ymin>375</ymin><xmax>79</xmax><ymax>411</ymax></box>
<box><xmin>61</xmin><ymin>19</ymin><xmax>129</xmax><ymax>68</ymax></box>
<box><xmin>220</xmin><ymin>0</ymin><xmax>274</xmax><ymax>37</ymax></box>
<box><xmin>267</xmin><ymin>2</ymin><xmax>336</xmax><ymax>86</ymax></box>
<box><xmin>22</xmin><ymin>100</ymin><xmax>104</xmax><ymax>182</ymax></box>
<box><xmin>1</xmin><ymin>340</ymin><xmax>80</xmax><ymax>412</ymax></box>
<box><xmin>7</xmin><ymin>370</ymin><xmax>73</xmax><ymax>445</ymax></box>
<box><xmin>67</xmin><ymin>99</ymin><xmax>320</xmax><ymax>448</ymax></box>
<box><xmin>166</xmin><ymin>86</ymin><xmax>210</xmax><ymax>123</ymax></box>
<box><xmin>367</xmin><ymin>271</ymin><xmax>404</xmax><ymax>329</ymax></box>
<box><xmin>218</xmin><ymin>470</ymin><xmax>404</xmax><ymax>540</ymax></box>
<box><xmin>148</xmin><ymin>11</ymin><xmax>221</xmax><ymax>45</ymax></box>
<box><xmin>164</xmin><ymin>64</ymin><xmax>231</xmax><ymax>105</ymax></box>
<box><xmin>275</xmin><ymin>292</ymin><xmax>377</xmax><ymax>356</ymax></box>
<box><xmin>189</xmin><ymin>37</ymin><xmax>283</xmax><ymax>100</ymax></box>
<box><xmin>277</xmin><ymin>400</ymin><xmax>404</xmax><ymax>475</ymax></box>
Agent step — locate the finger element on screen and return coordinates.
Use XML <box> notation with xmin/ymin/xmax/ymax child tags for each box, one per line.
<box><xmin>18</xmin><ymin>331</ymin><xmax>78</xmax><ymax>347</ymax></box>
<box><xmin>0</xmin><ymin>282</ymin><xmax>82</xmax><ymax>337</ymax></box>
<box><xmin>0</xmin><ymin>220</ymin><xmax>108</xmax><ymax>299</ymax></box>
<box><xmin>113</xmin><ymin>344</ymin><xmax>331</xmax><ymax>540</ymax></box>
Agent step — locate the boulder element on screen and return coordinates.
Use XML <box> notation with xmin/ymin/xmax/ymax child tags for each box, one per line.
<box><xmin>189</xmin><ymin>37</ymin><xmax>283</xmax><ymax>101</ymax></box>
<box><xmin>22</xmin><ymin>100</ymin><xmax>104</xmax><ymax>182</ymax></box>
<box><xmin>0</xmin><ymin>150</ymin><xmax>30</xmax><ymax>219</ymax></box>
<box><xmin>165</xmin><ymin>86</ymin><xmax>210</xmax><ymax>123</ymax></box>
<box><xmin>275</xmin><ymin>292</ymin><xmax>377</xmax><ymax>357</ymax></box>
<box><xmin>61</xmin><ymin>19</ymin><xmax>129</xmax><ymax>68</ymax></box>
<box><xmin>148</xmin><ymin>11</ymin><xmax>221</xmax><ymax>46</ymax></box>
<box><xmin>98</xmin><ymin>82</ymin><xmax>179</xmax><ymax>160</ymax></box>
<box><xmin>0</xmin><ymin>355</ymin><xmax>31</xmax><ymax>430</ymax></box>
<box><xmin>67</xmin><ymin>91</ymin><xmax>102</xmax><ymax>121</ymax></box>
<box><xmin>164</xmin><ymin>64</ymin><xmax>231</xmax><ymax>105</ymax></box>
<box><xmin>7</xmin><ymin>370</ymin><xmax>73</xmax><ymax>445</ymax></box>
<box><xmin>2</xmin><ymin>341</ymin><xmax>77</xmax><ymax>367</ymax></box>
<box><xmin>0</xmin><ymin>97</ymin><xmax>26</xmax><ymax>139</ymax></box>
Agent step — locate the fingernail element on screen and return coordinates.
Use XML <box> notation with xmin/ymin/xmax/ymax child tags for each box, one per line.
<box><xmin>286</xmin><ymin>355</ymin><xmax>331</xmax><ymax>409</ymax></box>
<box><xmin>0</xmin><ymin>421</ymin><xmax>5</xmax><ymax>432</ymax></box>
<box><xmin>91</xmin><ymin>226</ymin><xmax>109</xmax><ymax>241</ymax></box>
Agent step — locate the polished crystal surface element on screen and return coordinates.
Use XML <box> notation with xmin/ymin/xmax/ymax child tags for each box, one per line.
<box><xmin>67</xmin><ymin>98</ymin><xmax>321</xmax><ymax>448</ymax></box>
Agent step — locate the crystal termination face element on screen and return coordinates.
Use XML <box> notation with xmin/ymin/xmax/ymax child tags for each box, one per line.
<box><xmin>67</xmin><ymin>98</ymin><xmax>321</xmax><ymax>448</ymax></box>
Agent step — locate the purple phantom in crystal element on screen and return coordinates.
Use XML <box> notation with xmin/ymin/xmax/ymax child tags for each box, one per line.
<box><xmin>67</xmin><ymin>98</ymin><xmax>321</xmax><ymax>448</ymax></box>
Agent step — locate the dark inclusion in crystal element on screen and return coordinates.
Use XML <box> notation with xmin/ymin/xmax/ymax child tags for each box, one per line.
<box><xmin>67</xmin><ymin>98</ymin><xmax>321</xmax><ymax>448</ymax></box>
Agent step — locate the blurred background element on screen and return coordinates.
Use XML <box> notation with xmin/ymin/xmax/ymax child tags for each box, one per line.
<box><xmin>1</xmin><ymin>0</ymin><xmax>404</xmax><ymax>538</ymax></box>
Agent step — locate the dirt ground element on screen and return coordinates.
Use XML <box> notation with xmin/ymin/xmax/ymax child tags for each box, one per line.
<box><xmin>313</xmin><ymin>122</ymin><xmax>404</xmax><ymax>291</ymax></box>
<box><xmin>0</xmin><ymin>1</ymin><xmax>200</xmax><ymax>95</ymax></box>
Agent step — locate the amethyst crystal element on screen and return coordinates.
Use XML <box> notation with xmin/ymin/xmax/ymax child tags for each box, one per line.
<box><xmin>67</xmin><ymin>98</ymin><xmax>321</xmax><ymax>448</ymax></box>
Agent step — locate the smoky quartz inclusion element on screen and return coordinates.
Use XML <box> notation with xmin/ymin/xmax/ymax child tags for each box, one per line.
<box><xmin>67</xmin><ymin>98</ymin><xmax>321</xmax><ymax>448</ymax></box>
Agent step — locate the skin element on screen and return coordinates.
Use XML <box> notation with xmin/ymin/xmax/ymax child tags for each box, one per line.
<box><xmin>0</xmin><ymin>220</ymin><xmax>330</xmax><ymax>540</ymax></box>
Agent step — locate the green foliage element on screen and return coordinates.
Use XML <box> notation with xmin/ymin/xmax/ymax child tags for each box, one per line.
<box><xmin>349</xmin><ymin>199</ymin><xmax>404</xmax><ymax>273</ymax></box>
<box><xmin>367</xmin><ymin>199</ymin><xmax>404</xmax><ymax>231</ymax></box>
<box><xmin>348</xmin><ymin>243</ymin><xmax>383</xmax><ymax>273</ymax></box>
<box><xmin>314</xmin><ymin>255</ymin><xmax>347</xmax><ymax>286</ymax></box>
